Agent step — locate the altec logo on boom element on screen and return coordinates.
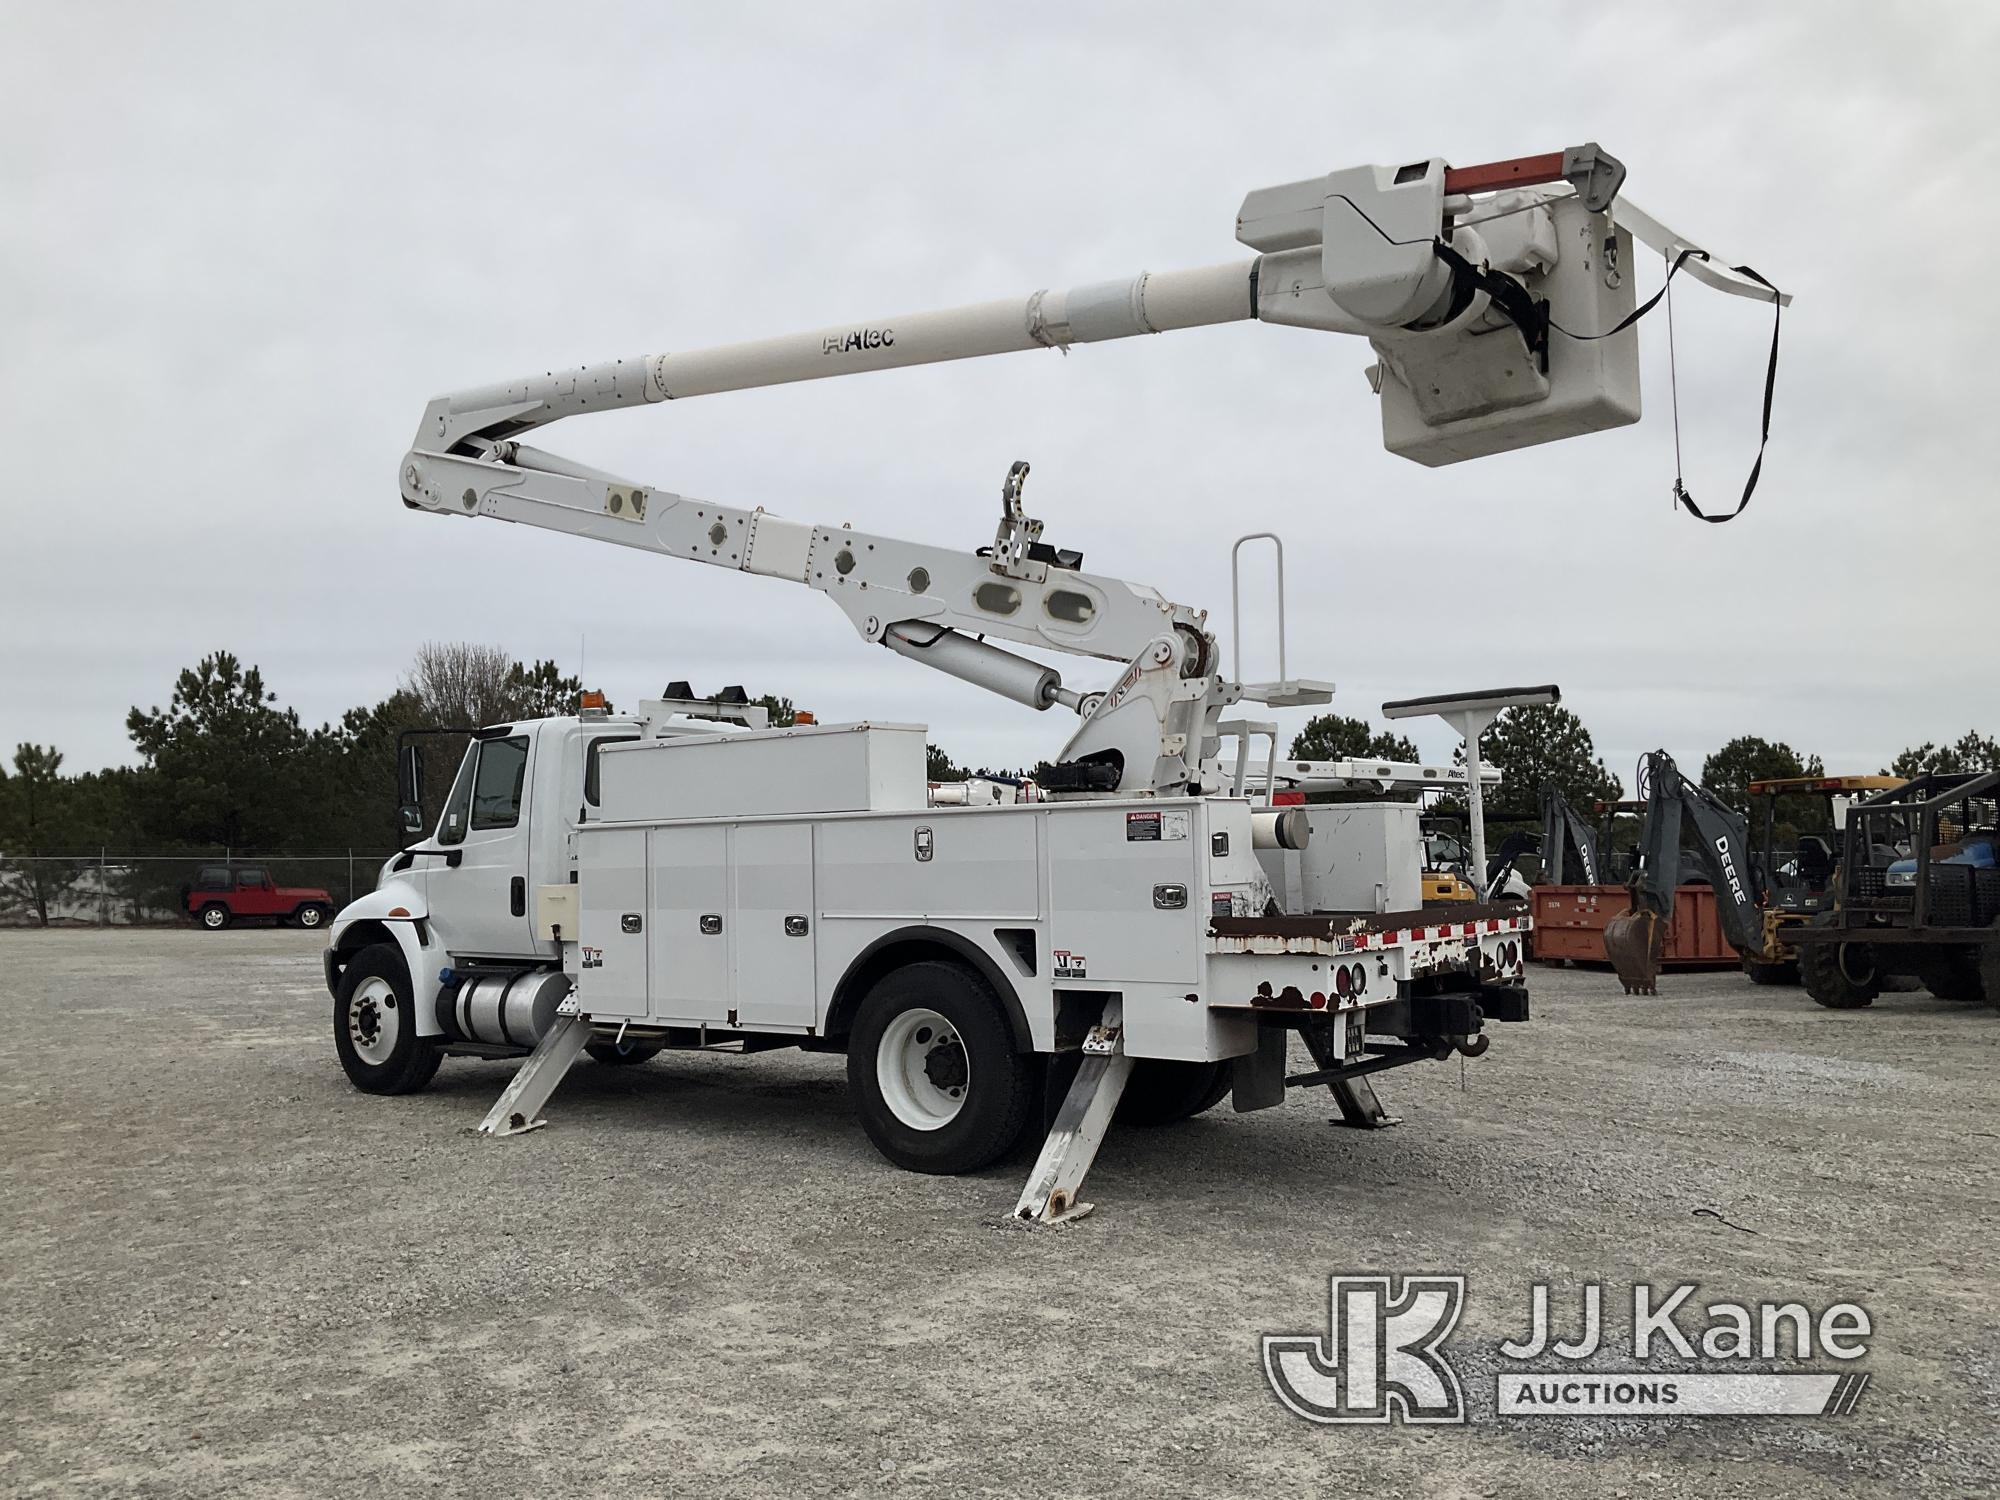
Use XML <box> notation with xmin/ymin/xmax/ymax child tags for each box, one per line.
<box><xmin>1264</xmin><ymin>1276</ymin><xmax>1873</xmax><ymax>1424</ymax></box>
<box><xmin>822</xmin><ymin>327</ymin><xmax>894</xmax><ymax>355</ymax></box>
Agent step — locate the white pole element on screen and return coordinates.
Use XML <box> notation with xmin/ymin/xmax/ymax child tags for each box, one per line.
<box><xmin>1451</xmin><ymin>710</ymin><xmax>1498</xmax><ymax>899</ymax></box>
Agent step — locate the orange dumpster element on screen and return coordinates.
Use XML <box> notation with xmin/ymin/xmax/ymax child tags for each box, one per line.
<box><xmin>1528</xmin><ymin>884</ymin><xmax>1739</xmax><ymax>969</ymax></box>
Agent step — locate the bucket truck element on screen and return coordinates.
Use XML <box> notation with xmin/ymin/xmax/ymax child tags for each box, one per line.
<box><xmin>326</xmin><ymin>145</ymin><xmax>1784</xmax><ymax>1222</ymax></box>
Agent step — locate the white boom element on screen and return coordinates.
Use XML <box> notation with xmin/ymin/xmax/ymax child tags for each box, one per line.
<box><xmin>397</xmin><ymin>145</ymin><xmax>1782</xmax><ymax>796</ymax></box>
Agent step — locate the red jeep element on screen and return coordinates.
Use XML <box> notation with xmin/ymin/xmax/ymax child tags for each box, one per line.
<box><xmin>183</xmin><ymin>866</ymin><xmax>335</xmax><ymax>931</ymax></box>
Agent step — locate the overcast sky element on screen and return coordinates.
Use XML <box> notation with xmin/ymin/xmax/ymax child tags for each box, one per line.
<box><xmin>4</xmin><ymin>1</ymin><xmax>1995</xmax><ymax>789</ymax></box>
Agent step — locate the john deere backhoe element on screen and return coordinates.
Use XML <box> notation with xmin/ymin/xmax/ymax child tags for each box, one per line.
<box><xmin>1602</xmin><ymin>751</ymin><xmax>1765</xmax><ymax>994</ymax></box>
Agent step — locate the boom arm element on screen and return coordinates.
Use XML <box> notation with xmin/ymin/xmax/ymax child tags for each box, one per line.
<box><xmin>1539</xmin><ymin>781</ymin><xmax>1603</xmax><ymax>886</ymax></box>
<box><xmin>398</xmin><ymin>146</ymin><xmax>1784</xmax><ymax>796</ymax></box>
<box><xmin>1627</xmin><ymin>750</ymin><xmax>1762</xmax><ymax>953</ymax></box>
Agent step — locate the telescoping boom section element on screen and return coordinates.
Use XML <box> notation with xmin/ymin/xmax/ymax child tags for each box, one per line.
<box><xmin>322</xmin><ymin>146</ymin><xmax>1785</xmax><ymax>1223</ymax></box>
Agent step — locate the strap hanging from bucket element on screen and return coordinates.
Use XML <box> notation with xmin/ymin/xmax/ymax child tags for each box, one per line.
<box><xmin>1550</xmin><ymin>246</ymin><xmax>1785</xmax><ymax>525</ymax></box>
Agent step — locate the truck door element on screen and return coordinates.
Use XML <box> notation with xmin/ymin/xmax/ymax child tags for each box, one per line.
<box><xmin>434</xmin><ymin>731</ymin><xmax>537</xmax><ymax>958</ymax></box>
<box><xmin>730</xmin><ymin>822</ymin><xmax>816</xmax><ymax>1029</ymax></box>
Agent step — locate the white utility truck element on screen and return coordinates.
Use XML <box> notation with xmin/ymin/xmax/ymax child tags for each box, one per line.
<box><xmin>326</xmin><ymin>145</ymin><xmax>1782</xmax><ymax>1222</ymax></box>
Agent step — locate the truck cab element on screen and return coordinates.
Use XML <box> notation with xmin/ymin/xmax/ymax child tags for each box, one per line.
<box><xmin>337</xmin><ymin>714</ymin><xmax>645</xmax><ymax>966</ymax></box>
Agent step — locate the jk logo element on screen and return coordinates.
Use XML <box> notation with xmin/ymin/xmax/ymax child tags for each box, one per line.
<box><xmin>1263</xmin><ymin>1275</ymin><xmax>1467</xmax><ymax>1424</ymax></box>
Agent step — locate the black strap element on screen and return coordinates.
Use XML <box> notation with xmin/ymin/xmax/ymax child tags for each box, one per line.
<box><xmin>1551</xmin><ymin>247</ymin><xmax>1784</xmax><ymax>525</ymax></box>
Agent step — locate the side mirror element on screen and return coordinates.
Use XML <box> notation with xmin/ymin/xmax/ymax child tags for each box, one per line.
<box><xmin>397</xmin><ymin>738</ymin><xmax>428</xmax><ymax>840</ymax></box>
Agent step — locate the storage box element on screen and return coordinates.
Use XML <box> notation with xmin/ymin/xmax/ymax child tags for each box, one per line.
<box><xmin>593</xmin><ymin>722</ymin><xmax>927</xmax><ymax>822</ymax></box>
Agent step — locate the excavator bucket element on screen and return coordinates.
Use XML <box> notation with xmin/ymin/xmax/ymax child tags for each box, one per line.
<box><xmin>1603</xmin><ymin>905</ymin><xmax>1665</xmax><ymax>995</ymax></box>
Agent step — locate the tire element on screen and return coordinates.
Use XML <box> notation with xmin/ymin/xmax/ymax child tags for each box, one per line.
<box><xmin>293</xmin><ymin>904</ymin><xmax>331</xmax><ymax>931</ymax></box>
<box><xmin>1918</xmin><ymin>949</ymin><xmax>1986</xmax><ymax>1003</ymax></box>
<box><xmin>586</xmin><ymin>1036</ymin><xmax>665</xmax><ymax>1065</ymax></box>
<box><xmin>333</xmin><ymin>943</ymin><xmax>441</xmax><ymax>1095</ymax></box>
<box><xmin>1982</xmin><ymin>940</ymin><xmax>2000</xmax><ymax>1015</ymax></box>
<box><xmin>847</xmin><ymin>959</ymin><xmax>1034</xmax><ymax>1175</ymax></box>
<box><xmin>1799</xmin><ymin>920</ymin><xmax>1880</xmax><ymax>1010</ymax></box>
<box><xmin>1742</xmin><ymin>958</ymin><xmax>1798</xmax><ymax>986</ymax></box>
<box><xmin>197</xmin><ymin>903</ymin><xmax>231</xmax><ymax>931</ymax></box>
<box><xmin>1115</xmin><ymin>1059</ymin><xmax>1234</xmax><ymax>1126</ymax></box>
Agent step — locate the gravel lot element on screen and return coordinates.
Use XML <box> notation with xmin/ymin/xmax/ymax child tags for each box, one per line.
<box><xmin>3</xmin><ymin>927</ymin><xmax>1996</xmax><ymax>1497</ymax></box>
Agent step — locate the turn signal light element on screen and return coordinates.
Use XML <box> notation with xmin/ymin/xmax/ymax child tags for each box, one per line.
<box><xmin>794</xmin><ymin>710</ymin><xmax>817</xmax><ymax>725</ymax></box>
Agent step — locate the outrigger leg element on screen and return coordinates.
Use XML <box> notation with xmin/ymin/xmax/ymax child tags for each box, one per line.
<box><xmin>1014</xmin><ymin>999</ymin><xmax>1132</xmax><ymax>1226</ymax></box>
<box><xmin>477</xmin><ymin>1003</ymin><xmax>591</xmax><ymax>1138</ymax></box>
<box><xmin>1302</xmin><ymin>1022</ymin><xmax>1401</xmax><ymax>1129</ymax></box>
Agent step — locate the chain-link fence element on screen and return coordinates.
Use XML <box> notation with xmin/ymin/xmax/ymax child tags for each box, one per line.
<box><xmin>0</xmin><ymin>851</ymin><xmax>394</xmax><ymax>927</ymax></box>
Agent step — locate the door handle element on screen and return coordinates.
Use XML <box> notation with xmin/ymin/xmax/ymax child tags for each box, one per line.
<box><xmin>510</xmin><ymin>876</ymin><xmax>526</xmax><ymax>917</ymax></box>
<box><xmin>784</xmin><ymin>915</ymin><xmax>809</xmax><ymax>937</ymax></box>
<box><xmin>700</xmin><ymin>914</ymin><xmax>723</xmax><ymax>935</ymax></box>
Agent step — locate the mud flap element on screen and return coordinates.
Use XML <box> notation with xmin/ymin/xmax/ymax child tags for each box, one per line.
<box><xmin>1231</xmin><ymin>1026</ymin><xmax>1288</xmax><ymax>1113</ymax></box>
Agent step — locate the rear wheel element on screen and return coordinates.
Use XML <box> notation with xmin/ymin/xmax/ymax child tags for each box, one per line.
<box><xmin>1799</xmin><ymin>919</ymin><xmax>1880</xmax><ymax>1010</ymax></box>
<box><xmin>1917</xmin><ymin>949</ymin><xmax>1985</xmax><ymax>1003</ymax></box>
<box><xmin>847</xmin><ymin>959</ymin><xmax>1034</xmax><ymax>1175</ymax></box>
<box><xmin>198</xmin><ymin>903</ymin><xmax>230</xmax><ymax>931</ymax></box>
<box><xmin>333</xmin><ymin>943</ymin><xmax>441</xmax><ymax>1095</ymax></box>
<box><xmin>1115</xmin><ymin>1059</ymin><xmax>1234</xmax><ymax>1126</ymax></box>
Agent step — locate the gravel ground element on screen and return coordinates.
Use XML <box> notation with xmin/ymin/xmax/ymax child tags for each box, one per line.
<box><xmin>2</xmin><ymin>927</ymin><xmax>1996</xmax><ymax>1497</ymax></box>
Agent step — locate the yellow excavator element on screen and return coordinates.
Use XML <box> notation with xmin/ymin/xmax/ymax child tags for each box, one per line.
<box><xmin>1737</xmin><ymin>772</ymin><xmax>1903</xmax><ymax>983</ymax></box>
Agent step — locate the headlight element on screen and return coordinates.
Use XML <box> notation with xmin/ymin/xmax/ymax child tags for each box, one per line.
<box><xmin>1885</xmin><ymin>869</ymin><xmax>1916</xmax><ymax>888</ymax></box>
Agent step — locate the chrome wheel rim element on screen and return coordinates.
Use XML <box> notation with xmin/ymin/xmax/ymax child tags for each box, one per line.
<box><xmin>348</xmin><ymin>976</ymin><xmax>400</xmax><ymax>1066</ymax></box>
<box><xmin>202</xmin><ymin>908</ymin><xmax>225</xmax><ymax>928</ymax></box>
<box><xmin>876</xmin><ymin>1007</ymin><xmax>967</xmax><ymax>1130</ymax></box>
<box><xmin>298</xmin><ymin>907</ymin><xmax>324</xmax><ymax>928</ymax></box>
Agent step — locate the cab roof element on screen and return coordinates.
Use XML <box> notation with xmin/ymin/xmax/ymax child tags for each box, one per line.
<box><xmin>1746</xmin><ymin>774</ymin><xmax>1905</xmax><ymax>796</ymax></box>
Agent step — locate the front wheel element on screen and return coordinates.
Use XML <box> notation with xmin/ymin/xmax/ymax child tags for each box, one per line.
<box><xmin>586</xmin><ymin>1036</ymin><xmax>665</xmax><ymax>1065</ymax></box>
<box><xmin>1742</xmin><ymin>958</ymin><xmax>1798</xmax><ymax>986</ymax></box>
<box><xmin>293</xmin><ymin>904</ymin><xmax>331</xmax><ymax>930</ymax></box>
<box><xmin>333</xmin><ymin>943</ymin><xmax>441</xmax><ymax>1095</ymax></box>
<box><xmin>847</xmin><ymin>960</ymin><xmax>1034</xmax><ymax>1175</ymax></box>
<box><xmin>1799</xmin><ymin>920</ymin><xmax>1880</xmax><ymax>1010</ymax></box>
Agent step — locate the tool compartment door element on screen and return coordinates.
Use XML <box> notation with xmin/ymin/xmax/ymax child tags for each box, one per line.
<box><xmin>730</xmin><ymin>822</ymin><xmax>816</xmax><ymax>1029</ymax></box>
<box><xmin>1044</xmin><ymin>804</ymin><xmax>1201</xmax><ymax>984</ymax></box>
<box><xmin>576</xmin><ymin>827</ymin><xmax>649</xmax><ymax>1018</ymax></box>
<box><xmin>648</xmin><ymin>824</ymin><xmax>732</xmax><ymax>1023</ymax></box>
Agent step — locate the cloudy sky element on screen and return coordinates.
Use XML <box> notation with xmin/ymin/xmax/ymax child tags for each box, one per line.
<box><xmin>4</xmin><ymin>2</ymin><xmax>1994</xmax><ymax>788</ymax></box>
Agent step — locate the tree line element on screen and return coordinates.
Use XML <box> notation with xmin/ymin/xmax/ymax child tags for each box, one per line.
<box><xmin>3</xmin><ymin>646</ymin><xmax>1994</xmax><ymax>923</ymax></box>
<box><xmin>1285</xmin><ymin>706</ymin><xmax>2000</xmax><ymax>824</ymax></box>
<box><xmin>0</xmin><ymin>645</ymin><xmax>605</xmax><ymax>923</ymax></box>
